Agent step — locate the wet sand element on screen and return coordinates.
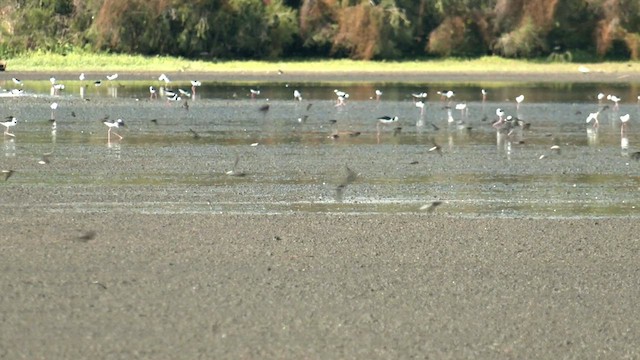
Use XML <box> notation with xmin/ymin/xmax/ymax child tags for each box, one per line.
<box><xmin>1</xmin><ymin>212</ymin><xmax>639</xmax><ymax>358</ymax></box>
<box><xmin>1</xmin><ymin>71</ymin><xmax>640</xmax><ymax>359</ymax></box>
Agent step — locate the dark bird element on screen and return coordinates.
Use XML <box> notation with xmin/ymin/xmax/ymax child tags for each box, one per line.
<box><xmin>306</xmin><ymin>103</ymin><xmax>313</xmax><ymax>111</ymax></box>
<box><xmin>189</xmin><ymin>128</ymin><xmax>201</xmax><ymax>140</ymax></box>
<box><xmin>150</xmin><ymin>119</ymin><xmax>158</xmax><ymax>125</ymax></box>
<box><xmin>74</xmin><ymin>230</ymin><xmax>96</xmax><ymax>242</ymax></box>
<box><xmin>2</xmin><ymin>169</ymin><xmax>14</xmax><ymax>181</ymax></box>
<box><xmin>420</xmin><ymin>201</ymin><xmax>443</xmax><ymax>212</ymax></box>
<box><xmin>259</xmin><ymin>104</ymin><xmax>270</xmax><ymax>113</ymax></box>
<box><xmin>335</xmin><ymin>165</ymin><xmax>358</xmax><ymax>202</ymax></box>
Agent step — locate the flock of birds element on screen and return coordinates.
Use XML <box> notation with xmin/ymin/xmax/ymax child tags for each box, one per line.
<box><xmin>2</xmin><ymin>73</ymin><xmax>640</xmax><ymax>206</ymax></box>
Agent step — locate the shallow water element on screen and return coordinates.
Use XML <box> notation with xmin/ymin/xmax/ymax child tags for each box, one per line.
<box><xmin>0</xmin><ymin>80</ymin><xmax>638</xmax><ymax>217</ymax></box>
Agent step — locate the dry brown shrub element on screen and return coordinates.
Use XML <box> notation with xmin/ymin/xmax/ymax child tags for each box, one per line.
<box><xmin>427</xmin><ymin>16</ymin><xmax>465</xmax><ymax>57</ymax></box>
<box><xmin>332</xmin><ymin>3</ymin><xmax>380</xmax><ymax>59</ymax></box>
<box><xmin>624</xmin><ymin>32</ymin><xmax>640</xmax><ymax>60</ymax></box>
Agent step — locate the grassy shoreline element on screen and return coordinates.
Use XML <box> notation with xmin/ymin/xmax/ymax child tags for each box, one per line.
<box><xmin>4</xmin><ymin>52</ymin><xmax>640</xmax><ymax>74</ymax></box>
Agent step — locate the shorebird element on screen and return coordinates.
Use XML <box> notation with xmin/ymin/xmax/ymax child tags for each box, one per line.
<box><xmin>607</xmin><ymin>94</ymin><xmax>621</xmax><ymax>110</ymax></box>
<box><xmin>226</xmin><ymin>155</ymin><xmax>246</xmax><ymax>177</ymax></box>
<box><xmin>428</xmin><ymin>139</ymin><xmax>442</xmax><ymax>156</ymax></box>
<box><xmin>334</xmin><ymin>89</ymin><xmax>349</xmax><ymax>106</ymax></box>
<box><xmin>412</xmin><ymin>92</ymin><xmax>427</xmax><ymax>101</ymax></box>
<box><xmin>149</xmin><ymin>86</ymin><xmax>157</xmax><ymax>99</ymax></box>
<box><xmin>481</xmin><ymin>89</ymin><xmax>487</xmax><ymax>102</ymax></box>
<box><xmin>293</xmin><ymin>89</ymin><xmax>302</xmax><ymax>101</ymax></box>
<box><xmin>159</xmin><ymin>73</ymin><xmax>171</xmax><ymax>84</ymax></box>
<box><xmin>11</xmin><ymin>78</ymin><xmax>22</xmax><ymax>86</ymax></box>
<box><xmin>515</xmin><ymin>94</ymin><xmax>525</xmax><ymax>110</ymax></box>
<box><xmin>375</xmin><ymin>89</ymin><xmax>383</xmax><ymax>101</ymax></box>
<box><xmin>420</xmin><ymin>201</ymin><xmax>442</xmax><ymax>212</ymax></box>
<box><xmin>79</xmin><ymin>73</ymin><xmax>85</xmax><ymax>81</ymax></box>
<box><xmin>190</xmin><ymin>80</ymin><xmax>201</xmax><ymax>95</ymax></box>
<box><xmin>2</xmin><ymin>169</ymin><xmax>14</xmax><ymax>181</ymax></box>
<box><xmin>50</xmin><ymin>102</ymin><xmax>58</xmax><ymax>125</ymax></box>
<box><xmin>335</xmin><ymin>165</ymin><xmax>358</xmax><ymax>202</ymax></box>
<box><xmin>415</xmin><ymin>100</ymin><xmax>425</xmax><ymax>115</ymax></box>
<box><xmin>597</xmin><ymin>92</ymin><xmax>605</xmax><ymax>105</ymax></box>
<box><xmin>250</xmin><ymin>89</ymin><xmax>261</xmax><ymax>98</ymax></box>
<box><xmin>455</xmin><ymin>103</ymin><xmax>468</xmax><ymax>118</ymax></box>
<box><xmin>106</xmin><ymin>73</ymin><xmax>118</xmax><ymax>81</ymax></box>
<box><xmin>178</xmin><ymin>88</ymin><xmax>191</xmax><ymax>98</ymax></box>
<box><xmin>104</xmin><ymin>118</ymin><xmax>125</xmax><ymax>141</ymax></box>
<box><xmin>1</xmin><ymin>116</ymin><xmax>17</xmax><ymax>137</ymax></box>
<box><xmin>620</xmin><ymin>114</ymin><xmax>630</xmax><ymax>135</ymax></box>
<box><xmin>437</xmin><ymin>90</ymin><xmax>455</xmax><ymax>102</ymax></box>
<box><xmin>578</xmin><ymin>65</ymin><xmax>591</xmax><ymax>74</ymax></box>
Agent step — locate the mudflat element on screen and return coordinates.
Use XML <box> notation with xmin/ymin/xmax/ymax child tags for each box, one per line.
<box><xmin>1</xmin><ymin>212</ymin><xmax>639</xmax><ymax>359</ymax></box>
<box><xmin>0</xmin><ymin>69</ymin><xmax>639</xmax><ymax>359</ymax></box>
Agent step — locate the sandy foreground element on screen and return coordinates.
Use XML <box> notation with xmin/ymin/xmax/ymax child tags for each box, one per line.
<box><xmin>1</xmin><ymin>211</ymin><xmax>639</xmax><ymax>359</ymax></box>
<box><xmin>1</xmin><ymin>70</ymin><xmax>639</xmax><ymax>359</ymax></box>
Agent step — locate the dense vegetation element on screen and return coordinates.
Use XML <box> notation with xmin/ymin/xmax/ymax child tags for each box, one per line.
<box><xmin>0</xmin><ymin>0</ymin><xmax>639</xmax><ymax>61</ymax></box>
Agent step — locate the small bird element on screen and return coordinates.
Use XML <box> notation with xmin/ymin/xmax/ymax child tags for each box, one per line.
<box><xmin>50</xmin><ymin>102</ymin><xmax>58</xmax><ymax>121</ymax></box>
<box><xmin>620</xmin><ymin>114</ymin><xmax>630</xmax><ymax>135</ymax></box>
<box><xmin>412</xmin><ymin>92</ymin><xmax>427</xmax><ymax>100</ymax></box>
<box><xmin>149</xmin><ymin>86</ymin><xmax>157</xmax><ymax>99</ymax></box>
<box><xmin>2</xmin><ymin>169</ymin><xmax>14</xmax><ymax>181</ymax></box>
<box><xmin>190</xmin><ymin>80</ymin><xmax>201</xmax><ymax>95</ymax></box>
<box><xmin>159</xmin><ymin>73</ymin><xmax>171</xmax><ymax>84</ymax></box>
<box><xmin>39</xmin><ymin>152</ymin><xmax>53</xmax><ymax>165</ymax></box>
<box><xmin>1</xmin><ymin>116</ymin><xmax>17</xmax><ymax>137</ymax></box>
<box><xmin>428</xmin><ymin>140</ymin><xmax>442</xmax><ymax>156</ymax></box>
<box><xmin>226</xmin><ymin>155</ymin><xmax>246</xmax><ymax>177</ymax></box>
<box><xmin>250</xmin><ymin>89</ymin><xmax>261</xmax><ymax>98</ymax></box>
<box><xmin>515</xmin><ymin>94</ymin><xmax>525</xmax><ymax>109</ymax></box>
<box><xmin>420</xmin><ymin>201</ymin><xmax>442</xmax><ymax>212</ymax></box>
<box><xmin>189</xmin><ymin>128</ymin><xmax>200</xmax><ymax>139</ymax></box>
<box><xmin>375</xmin><ymin>89</ymin><xmax>383</xmax><ymax>101</ymax></box>
<box><xmin>481</xmin><ymin>89</ymin><xmax>487</xmax><ymax>102</ymax></box>
<box><xmin>293</xmin><ymin>90</ymin><xmax>302</xmax><ymax>101</ymax></box>
<box><xmin>335</xmin><ymin>165</ymin><xmax>358</xmax><ymax>202</ymax></box>
<box><xmin>79</xmin><ymin>73</ymin><xmax>85</xmax><ymax>81</ymax></box>
<box><xmin>106</xmin><ymin>73</ymin><xmax>118</xmax><ymax>81</ymax></box>
<box><xmin>104</xmin><ymin>118</ymin><xmax>125</xmax><ymax>141</ymax></box>
<box><xmin>11</xmin><ymin>78</ymin><xmax>23</xmax><ymax>86</ymax></box>
<box><xmin>258</xmin><ymin>104</ymin><xmax>270</xmax><ymax>113</ymax></box>
<box><xmin>74</xmin><ymin>230</ymin><xmax>96</xmax><ymax>242</ymax></box>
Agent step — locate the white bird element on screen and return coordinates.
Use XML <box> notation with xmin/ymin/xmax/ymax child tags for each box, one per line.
<box><xmin>455</xmin><ymin>103</ymin><xmax>468</xmax><ymax>118</ymax></box>
<box><xmin>415</xmin><ymin>100</ymin><xmax>425</xmax><ymax>115</ymax></box>
<box><xmin>11</xmin><ymin>78</ymin><xmax>22</xmax><ymax>86</ymax></box>
<box><xmin>620</xmin><ymin>114</ymin><xmax>630</xmax><ymax>135</ymax></box>
<box><xmin>1</xmin><ymin>116</ymin><xmax>17</xmax><ymax>137</ymax></box>
<box><xmin>190</xmin><ymin>80</ymin><xmax>201</xmax><ymax>95</ymax></box>
<box><xmin>79</xmin><ymin>73</ymin><xmax>85</xmax><ymax>81</ymax></box>
<box><xmin>412</xmin><ymin>92</ymin><xmax>427</xmax><ymax>100</ymax></box>
<box><xmin>515</xmin><ymin>94</ymin><xmax>525</xmax><ymax>104</ymax></box>
<box><xmin>586</xmin><ymin>112</ymin><xmax>600</xmax><ymax>128</ymax></box>
<box><xmin>250</xmin><ymin>89</ymin><xmax>261</xmax><ymax>98</ymax></box>
<box><xmin>481</xmin><ymin>89</ymin><xmax>487</xmax><ymax>102</ymax></box>
<box><xmin>607</xmin><ymin>94</ymin><xmax>621</xmax><ymax>109</ymax></box>
<box><xmin>334</xmin><ymin>89</ymin><xmax>349</xmax><ymax>106</ymax></box>
<box><xmin>578</xmin><ymin>65</ymin><xmax>591</xmax><ymax>74</ymax></box>
<box><xmin>293</xmin><ymin>89</ymin><xmax>302</xmax><ymax>101</ymax></box>
<box><xmin>375</xmin><ymin>89</ymin><xmax>383</xmax><ymax>101</ymax></box>
<box><xmin>437</xmin><ymin>90</ymin><xmax>455</xmax><ymax>100</ymax></box>
<box><xmin>159</xmin><ymin>74</ymin><xmax>171</xmax><ymax>84</ymax></box>
<box><xmin>149</xmin><ymin>86</ymin><xmax>157</xmax><ymax>99</ymax></box>
<box><xmin>104</xmin><ymin>118</ymin><xmax>125</xmax><ymax>141</ymax></box>
<box><xmin>106</xmin><ymin>73</ymin><xmax>118</xmax><ymax>81</ymax></box>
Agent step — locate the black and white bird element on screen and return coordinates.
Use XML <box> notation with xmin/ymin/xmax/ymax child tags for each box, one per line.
<box><xmin>293</xmin><ymin>89</ymin><xmax>302</xmax><ymax>101</ymax></box>
<box><xmin>1</xmin><ymin>116</ymin><xmax>17</xmax><ymax>137</ymax></box>
<box><xmin>106</xmin><ymin>73</ymin><xmax>118</xmax><ymax>81</ymax></box>
<box><xmin>104</xmin><ymin>118</ymin><xmax>125</xmax><ymax>141</ymax></box>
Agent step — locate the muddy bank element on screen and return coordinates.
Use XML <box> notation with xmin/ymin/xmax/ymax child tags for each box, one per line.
<box><xmin>0</xmin><ymin>212</ymin><xmax>639</xmax><ymax>358</ymax></box>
